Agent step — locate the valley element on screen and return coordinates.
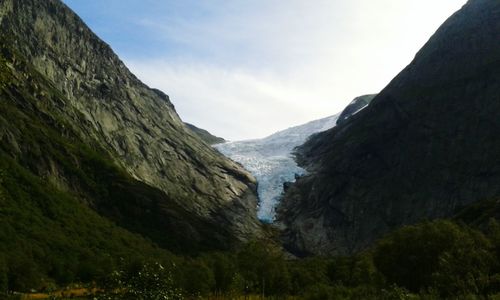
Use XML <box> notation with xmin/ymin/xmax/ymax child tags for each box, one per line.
<box><xmin>0</xmin><ymin>0</ymin><xmax>499</xmax><ymax>299</ymax></box>
<box><xmin>215</xmin><ymin>95</ymin><xmax>375</xmax><ymax>222</ymax></box>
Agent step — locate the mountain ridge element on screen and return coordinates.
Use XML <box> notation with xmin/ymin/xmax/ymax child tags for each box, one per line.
<box><xmin>277</xmin><ymin>0</ymin><xmax>500</xmax><ymax>256</ymax></box>
<box><xmin>0</xmin><ymin>0</ymin><xmax>264</xmax><ymax>252</ymax></box>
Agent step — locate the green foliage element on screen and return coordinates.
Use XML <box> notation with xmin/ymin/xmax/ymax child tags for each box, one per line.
<box><xmin>373</xmin><ymin>220</ymin><xmax>496</xmax><ymax>296</ymax></box>
<box><xmin>2</xmin><ymin>28</ymin><xmax>500</xmax><ymax>299</ymax></box>
<box><xmin>7</xmin><ymin>219</ymin><xmax>500</xmax><ymax>299</ymax></box>
<box><xmin>99</xmin><ymin>262</ymin><xmax>182</xmax><ymax>300</ymax></box>
<box><xmin>203</xmin><ymin>252</ymin><xmax>238</xmax><ymax>293</ymax></box>
<box><xmin>237</xmin><ymin>242</ymin><xmax>291</xmax><ymax>296</ymax></box>
<box><xmin>288</xmin><ymin>257</ymin><xmax>330</xmax><ymax>295</ymax></box>
<box><xmin>326</xmin><ymin>254</ymin><xmax>379</xmax><ymax>287</ymax></box>
<box><xmin>0</xmin><ymin>39</ymin><xmax>231</xmax><ymax>293</ymax></box>
<box><xmin>179</xmin><ymin>259</ymin><xmax>215</xmax><ymax>296</ymax></box>
<box><xmin>301</xmin><ymin>284</ymin><xmax>413</xmax><ymax>300</ymax></box>
<box><xmin>0</xmin><ymin>151</ymin><xmax>177</xmax><ymax>292</ymax></box>
<box><xmin>431</xmin><ymin>236</ymin><xmax>493</xmax><ymax>296</ymax></box>
<box><xmin>0</xmin><ymin>255</ymin><xmax>7</xmax><ymax>296</ymax></box>
<box><xmin>302</xmin><ymin>283</ymin><xmax>338</xmax><ymax>300</ymax></box>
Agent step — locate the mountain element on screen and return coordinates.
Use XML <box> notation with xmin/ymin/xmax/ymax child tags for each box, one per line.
<box><xmin>215</xmin><ymin>114</ymin><xmax>340</xmax><ymax>222</ymax></box>
<box><xmin>215</xmin><ymin>96</ymin><xmax>377</xmax><ymax>223</ymax></box>
<box><xmin>277</xmin><ymin>0</ymin><xmax>500</xmax><ymax>256</ymax></box>
<box><xmin>185</xmin><ymin>123</ymin><xmax>226</xmax><ymax>145</ymax></box>
<box><xmin>0</xmin><ymin>0</ymin><xmax>264</xmax><ymax>278</ymax></box>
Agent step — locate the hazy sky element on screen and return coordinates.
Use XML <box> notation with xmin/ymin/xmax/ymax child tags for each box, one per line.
<box><xmin>62</xmin><ymin>0</ymin><xmax>467</xmax><ymax>140</ymax></box>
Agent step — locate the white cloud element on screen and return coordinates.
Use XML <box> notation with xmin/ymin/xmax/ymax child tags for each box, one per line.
<box><xmin>124</xmin><ymin>0</ymin><xmax>467</xmax><ymax>140</ymax></box>
<box><xmin>127</xmin><ymin>60</ymin><xmax>318</xmax><ymax>140</ymax></box>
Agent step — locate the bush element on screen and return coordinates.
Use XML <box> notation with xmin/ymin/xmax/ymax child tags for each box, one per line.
<box><xmin>373</xmin><ymin>220</ymin><xmax>495</xmax><ymax>296</ymax></box>
<box><xmin>0</xmin><ymin>255</ymin><xmax>7</xmax><ymax>295</ymax></box>
<box><xmin>180</xmin><ymin>259</ymin><xmax>215</xmax><ymax>296</ymax></box>
<box><xmin>327</xmin><ymin>254</ymin><xmax>380</xmax><ymax>287</ymax></box>
<box><xmin>99</xmin><ymin>262</ymin><xmax>182</xmax><ymax>300</ymax></box>
<box><xmin>302</xmin><ymin>284</ymin><xmax>399</xmax><ymax>300</ymax></box>
<box><xmin>205</xmin><ymin>252</ymin><xmax>239</xmax><ymax>294</ymax></box>
<box><xmin>237</xmin><ymin>241</ymin><xmax>291</xmax><ymax>296</ymax></box>
<box><xmin>302</xmin><ymin>283</ymin><xmax>338</xmax><ymax>300</ymax></box>
<box><xmin>7</xmin><ymin>254</ymin><xmax>40</xmax><ymax>292</ymax></box>
<box><xmin>289</xmin><ymin>258</ymin><xmax>330</xmax><ymax>295</ymax></box>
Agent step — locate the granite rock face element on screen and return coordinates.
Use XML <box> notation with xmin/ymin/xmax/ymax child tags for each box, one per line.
<box><xmin>336</xmin><ymin>94</ymin><xmax>376</xmax><ymax>126</ymax></box>
<box><xmin>277</xmin><ymin>0</ymin><xmax>500</xmax><ymax>256</ymax></box>
<box><xmin>0</xmin><ymin>0</ymin><xmax>263</xmax><ymax>244</ymax></box>
<box><xmin>185</xmin><ymin>123</ymin><xmax>226</xmax><ymax>145</ymax></box>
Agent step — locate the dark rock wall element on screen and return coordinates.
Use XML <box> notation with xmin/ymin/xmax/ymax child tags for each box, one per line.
<box><xmin>277</xmin><ymin>0</ymin><xmax>500</xmax><ymax>255</ymax></box>
<box><xmin>0</xmin><ymin>0</ymin><xmax>263</xmax><ymax>243</ymax></box>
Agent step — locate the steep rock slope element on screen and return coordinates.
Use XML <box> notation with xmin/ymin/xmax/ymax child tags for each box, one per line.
<box><xmin>336</xmin><ymin>94</ymin><xmax>376</xmax><ymax>126</ymax></box>
<box><xmin>216</xmin><ymin>114</ymin><xmax>340</xmax><ymax>222</ymax></box>
<box><xmin>186</xmin><ymin>123</ymin><xmax>226</xmax><ymax>145</ymax></box>
<box><xmin>0</xmin><ymin>39</ymin><xmax>233</xmax><ymax>250</ymax></box>
<box><xmin>277</xmin><ymin>0</ymin><xmax>500</xmax><ymax>255</ymax></box>
<box><xmin>0</xmin><ymin>40</ymin><xmax>201</xmax><ymax>290</ymax></box>
<box><xmin>0</xmin><ymin>0</ymin><xmax>263</xmax><ymax>246</ymax></box>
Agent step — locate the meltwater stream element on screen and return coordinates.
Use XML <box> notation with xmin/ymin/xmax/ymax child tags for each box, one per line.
<box><xmin>214</xmin><ymin>114</ymin><xmax>339</xmax><ymax>222</ymax></box>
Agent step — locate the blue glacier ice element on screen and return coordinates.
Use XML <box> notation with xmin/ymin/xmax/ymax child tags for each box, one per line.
<box><xmin>215</xmin><ymin>114</ymin><xmax>339</xmax><ymax>222</ymax></box>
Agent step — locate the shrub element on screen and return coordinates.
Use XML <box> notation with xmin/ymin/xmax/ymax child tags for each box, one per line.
<box><xmin>99</xmin><ymin>262</ymin><xmax>182</xmax><ymax>300</ymax></box>
<box><xmin>0</xmin><ymin>255</ymin><xmax>7</xmax><ymax>295</ymax></box>
<box><xmin>373</xmin><ymin>220</ymin><xmax>494</xmax><ymax>296</ymax></box>
<box><xmin>180</xmin><ymin>259</ymin><xmax>215</xmax><ymax>296</ymax></box>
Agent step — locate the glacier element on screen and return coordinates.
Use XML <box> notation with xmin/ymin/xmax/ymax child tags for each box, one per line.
<box><xmin>215</xmin><ymin>114</ymin><xmax>340</xmax><ymax>222</ymax></box>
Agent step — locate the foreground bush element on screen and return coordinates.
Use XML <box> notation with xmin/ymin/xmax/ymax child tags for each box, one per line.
<box><xmin>98</xmin><ymin>262</ymin><xmax>182</xmax><ymax>300</ymax></box>
<box><xmin>373</xmin><ymin>220</ymin><xmax>495</xmax><ymax>296</ymax></box>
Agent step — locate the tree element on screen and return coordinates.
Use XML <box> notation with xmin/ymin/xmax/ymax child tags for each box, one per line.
<box><xmin>7</xmin><ymin>253</ymin><xmax>40</xmax><ymax>292</ymax></box>
<box><xmin>180</xmin><ymin>259</ymin><xmax>215</xmax><ymax>296</ymax></box>
<box><xmin>372</xmin><ymin>220</ymin><xmax>494</xmax><ymax>295</ymax></box>
<box><xmin>208</xmin><ymin>253</ymin><xmax>238</xmax><ymax>294</ymax></box>
<box><xmin>99</xmin><ymin>262</ymin><xmax>182</xmax><ymax>300</ymax></box>
<box><xmin>237</xmin><ymin>241</ymin><xmax>291</xmax><ymax>296</ymax></box>
<box><xmin>0</xmin><ymin>255</ymin><xmax>7</xmax><ymax>295</ymax></box>
<box><xmin>327</xmin><ymin>254</ymin><xmax>379</xmax><ymax>288</ymax></box>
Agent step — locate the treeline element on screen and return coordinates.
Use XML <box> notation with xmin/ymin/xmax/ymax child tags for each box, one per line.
<box><xmin>96</xmin><ymin>219</ymin><xmax>500</xmax><ymax>299</ymax></box>
<box><xmin>4</xmin><ymin>219</ymin><xmax>500</xmax><ymax>299</ymax></box>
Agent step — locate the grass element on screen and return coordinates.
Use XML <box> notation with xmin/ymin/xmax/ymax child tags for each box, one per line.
<box><xmin>17</xmin><ymin>293</ymin><xmax>298</xmax><ymax>300</ymax></box>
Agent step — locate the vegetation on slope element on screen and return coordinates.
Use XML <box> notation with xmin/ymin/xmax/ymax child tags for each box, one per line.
<box><xmin>2</xmin><ymin>31</ymin><xmax>499</xmax><ymax>299</ymax></box>
<box><xmin>102</xmin><ymin>219</ymin><xmax>500</xmax><ymax>299</ymax></box>
<box><xmin>0</xmin><ymin>37</ymin><xmax>235</xmax><ymax>293</ymax></box>
<box><xmin>0</xmin><ymin>0</ymin><xmax>498</xmax><ymax>298</ymax></box>
<box><xmin>1</xmin><ymin>0</ymin><xmax>263</xmax><ymax>244</ymax></box>
<box><xmin>5</xmin><ymin>218</ymin><xmax>500</xmax><ymax>299</ymax></box>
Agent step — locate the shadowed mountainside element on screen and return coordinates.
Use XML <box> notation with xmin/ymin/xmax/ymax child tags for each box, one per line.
<box><xmin>0</xmin><ymin>0</ymin><xmax>264</xmax><ymax>258</ymax></box>
<box><xmin>277</xmin><ymin>0</ymin><xmax>500</xmax><ymax>256</ymax></box>
<box><xmin>336</xmin><ymin>94</ymin><xmax>376</xmax><ymax>126</ymax></box>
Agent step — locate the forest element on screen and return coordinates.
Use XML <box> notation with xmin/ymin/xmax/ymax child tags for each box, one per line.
<box><xmin>2</xmin><ymin>217</ymin><xmax>500</xmax><ymax>299</ymax></box>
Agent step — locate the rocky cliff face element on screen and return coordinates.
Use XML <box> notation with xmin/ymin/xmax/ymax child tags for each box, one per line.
<box><xmin>336</xmin><ymin>94</ymin><xmax>376</xmax><ymax>126</ymax></box>
<box><xmin>185</xmin><ymin>123</ymin><xmax>226</xmax><ymax>145</ymax></box>
<box><xmin>277</xmin><ymin>0</ymin><xmax>500</xmax><ymax>256</ymax></box>
<box><xmin>0</xmin><ymin>0</ymin><xmax>263</xmax><ymax>246</ymax></box>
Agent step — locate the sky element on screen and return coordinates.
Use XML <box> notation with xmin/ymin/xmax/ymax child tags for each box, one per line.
<box><xmin>62</xmin><ymin>0</ymin><xmax>467</xmax><ymax>141</ymax></box>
